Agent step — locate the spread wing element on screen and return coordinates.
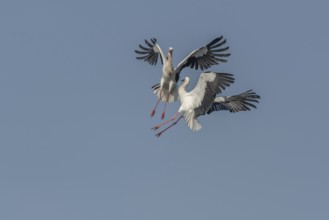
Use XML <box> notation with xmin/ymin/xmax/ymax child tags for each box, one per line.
<box><xmin>174</xmin><ymin>36</ymin><xmax>230</xmax><ymax>82</ymax></box>
<box><xmin>189</xmin><ymin>72</ymin><xmax>235</xmax><ymax>118</ymax></box>
<box><xmin>207</xmin><ymin>90</ymin><xmax>260</xmax><ymax>114</ymax></box>
<box><xmin>134</xmin><ymin>38</ymin><xmax>165</xmax><ymax>65</ymax></box>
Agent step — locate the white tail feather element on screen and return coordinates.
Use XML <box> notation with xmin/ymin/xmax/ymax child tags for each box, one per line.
<box><xmin>184</xmin><ymin>112</ymin><xmax>202</xmax><ymax>131</ymax></box>
<box><xmin>189</xmin><ymin>118</ymin><xmax>202</xmax><ymax>131</ymax></box>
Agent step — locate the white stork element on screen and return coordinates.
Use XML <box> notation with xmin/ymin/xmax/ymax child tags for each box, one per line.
<box><xmin>152</xmin><ymin>71</ymin><xmax>235</xmax><ymax>137</ymax></box>
<box><xmin>152</xmin><ymin>73</ymin><xmax>261</xmax><ymax>137</ymax></box>
<box><xmin>135</xmin><ymin>37</ymin><xmax>230</xmax><ymax>119</ymax></box>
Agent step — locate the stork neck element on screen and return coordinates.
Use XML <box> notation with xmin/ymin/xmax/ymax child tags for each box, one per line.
<box><xmin>178</xmin><ymin>80</ymin><xmax>189</xmax><ymax>97</ymax></box>
<box><xmin>164</xmin><ymin>51</ymin><xmax>174</xmax><ymax>74</ymax></box>
<box><xmin>167</xmin><ymin>52</ymin><xmax>172</xmax><ymax>64</ymax></box>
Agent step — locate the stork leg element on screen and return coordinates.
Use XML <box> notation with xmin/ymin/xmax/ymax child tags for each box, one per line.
<box><xmin>160</xmin><ymin>94</ymin><xmax>170</xmax><ymax>120</ymax></box>
<box><xmin>155</xmin><ymin>115</ymin><xmax>184</xmax><ymax>137</ymax></box>
<box><xmin>151</xmin><ymin>112</ymin><xmax>179</xmax><ymax>131</ymax></box>
<box><xmin>150</xmin><ymin>90</ymin><xmax>162</xmax><ymax>117</ymax></box>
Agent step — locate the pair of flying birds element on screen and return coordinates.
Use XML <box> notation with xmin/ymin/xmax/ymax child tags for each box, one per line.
<box><xmin>135</xmin><ymin>36</ymin><xmax>260</xmax><ymax>137</ymax></box>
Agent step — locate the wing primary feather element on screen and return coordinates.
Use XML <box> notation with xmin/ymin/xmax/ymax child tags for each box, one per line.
<box><xmin>215</xmin><ymin>53</ymin><xmax>231</xmax><ymax>57</ymax></box>
<box><xmin>211</xmin><ymin>39</ymin><xmax>227</xmax><ymax>49</ymax></box>
<box><xmin>135</xmin><ymin>50</ymin><xmax>149</xmax><ymax>54</ymax></box>
<box><xmin>138</xmin><ymin>44</ymin><xmax>151</xmax><ymax>51</ymax></box>
<box><xmin>212</xmin><ymin>46</ymin><xmax>230</xmax><ymax>52</ymax></box>
<box><xmin>144</xmin><ymin>39</ymin><xmax>154</xmax><ymax>48</ymax></box>
<box><xmin>206</xmin><ymin>36</ymin><xmax>223</xmax><ymax>47</ymax></box>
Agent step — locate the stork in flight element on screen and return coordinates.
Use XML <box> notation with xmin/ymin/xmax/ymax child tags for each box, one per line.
<box><xmin>152</xmin><ymin>72</ymin><xmax>260</xmax><ymax>137</ymax></box>
<box><xmin>135</xmin><ymin>36</ymin><xmax>230</xmax><ymax>119</ymax></box>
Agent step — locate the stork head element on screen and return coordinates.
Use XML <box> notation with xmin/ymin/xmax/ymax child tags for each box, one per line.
<box><xmin>168</xmin><ymin>47</ymin><xmax>173</xmax><ymax>55</ymax></box>
<box><xmin>182</xmin><ymin>76</ymin><xmax>190</xmax><ymax>85</ymax></box>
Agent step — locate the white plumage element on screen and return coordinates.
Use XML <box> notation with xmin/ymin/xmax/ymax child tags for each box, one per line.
<box><xmin>152</xmin><ymin>72</ymin><xmax>235</xmax><ymax>136</ymax></box>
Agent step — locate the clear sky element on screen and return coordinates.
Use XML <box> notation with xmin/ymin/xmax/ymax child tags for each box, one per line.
<box><xmin>1</xmin><ymin>0</ymin><xmax>328</xmax><ymax>219</ymax></box>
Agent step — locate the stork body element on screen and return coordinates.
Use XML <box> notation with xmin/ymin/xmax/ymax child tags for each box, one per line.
<box><xmin>149</xmin><ymin>47</ymin><xmax>175</xmax><ymax>119</ymax></box>
<box><xmin>152</xmin><ymin>72</ymin><xmax>235</xmax><ymax>136</ymax></box>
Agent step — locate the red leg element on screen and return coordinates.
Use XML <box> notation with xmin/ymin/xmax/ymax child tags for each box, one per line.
<box><xmin>161</xmin><ymin>93</ymin><xmax>170</xmax><ymax>120</ymax></box>
<box><xmin>161</xmin><ymin>102</ymin><xmax>167</xmax><ymax>120</ymax></box>
<box><xmin>155</xmin><ymin>115</ymin><xmax>184</xmax><ymax>137</ymax></box>
<box><xmin>150</xmin><ymin>90</ymin><xmax>162</xmax><ymax>117</ymax></box>
<box><xmin>151</xmin><ymin>112</ymin><xmax>179</xmax><ymax>131</ymax></box>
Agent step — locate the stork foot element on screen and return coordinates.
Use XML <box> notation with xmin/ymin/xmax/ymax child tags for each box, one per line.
<box><xmin>151</xmin><ymin>125</ymin><xmax>161</xmax><ymax>131</ymax></box>
<box><xmin>155</xmin><ymin>132</ymin><xmax>163</xmax><ymax>138</ymax></box>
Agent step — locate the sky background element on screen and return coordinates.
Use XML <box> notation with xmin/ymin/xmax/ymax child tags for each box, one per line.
<box><xmin>1</xmin><ymin>0</ymin><xmax>328</xmax><ymax>219</ymax></box>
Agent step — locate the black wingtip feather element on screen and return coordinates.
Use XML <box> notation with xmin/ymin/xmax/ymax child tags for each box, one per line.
<box><xmin>211</xmin><ymin>39</ymin><xmax>227</xmax><ymax>49</ymax></box>
<box><xmin>207</xmin><ymin>36</ymin><xmax>223</xmax><ymax>48</ymax></box>
<box><xmin>135</xmin><ymin>38</ymin><xmax>160</xmax><ymax>66</ymax></box>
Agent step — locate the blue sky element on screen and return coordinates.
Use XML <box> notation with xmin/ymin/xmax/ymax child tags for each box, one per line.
<box><xmin>1</xmin><ymin>1</ymin><xmax>328</xmax><ymax>219</ymax></box>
